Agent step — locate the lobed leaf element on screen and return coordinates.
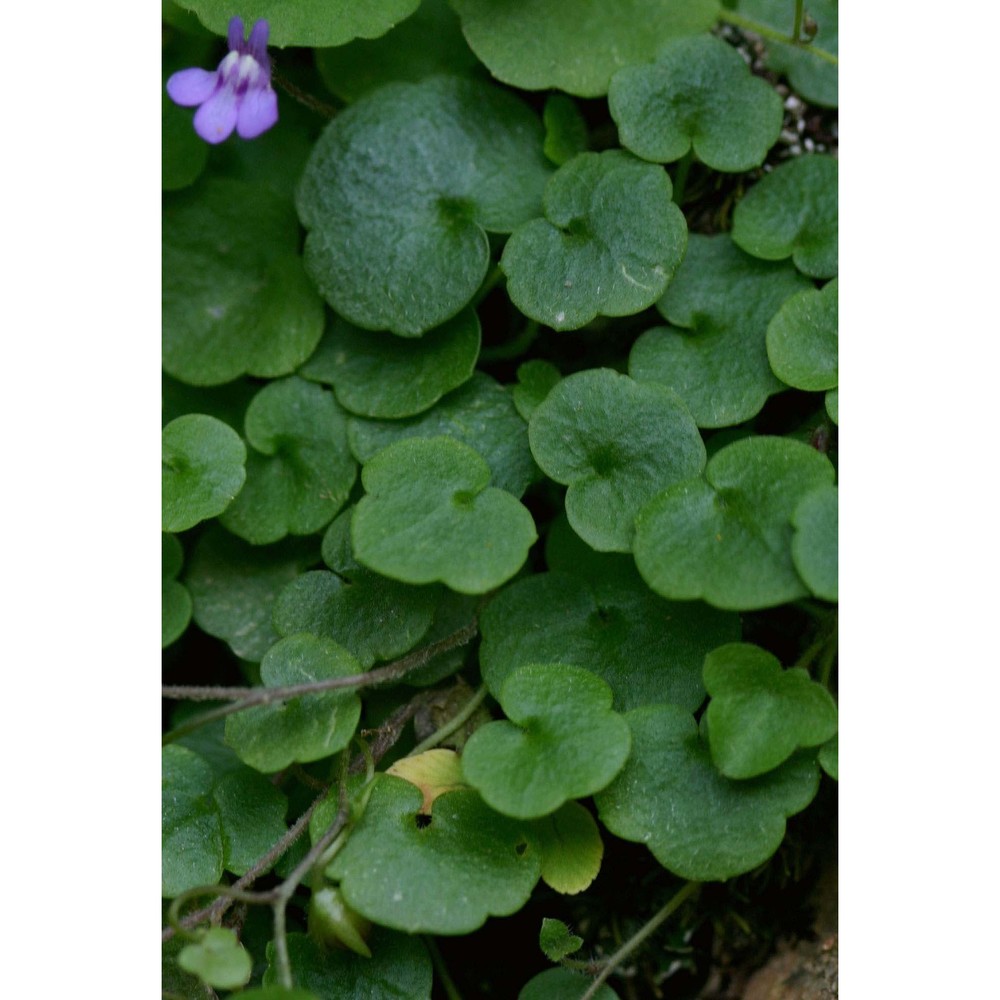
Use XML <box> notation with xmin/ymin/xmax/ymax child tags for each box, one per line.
<box><xmin>351</xmin><ymin>437</ymin><xmax>537</xmax><ymax>594</ymax></box>
<box><xmin>502</xmin><ymin>151</ymin><xmax>687</xmax><ymax>330</ymax></box>
<box><xmin>530</xmin><ymin>801</ymin><xmax>605</xmax><ymax>895</ymax></box>
<box><xmin>767</xmin><ymin>278</ymin><xmax>839</xmax><ymax>391</ymax></box>
<box><xmin>512</xmin><ymin>359</ymin><xmax>562</xmax><ymax>421</ymax></box>
<box><xmin>633</xmin><ymin>436</ymin><xmax>836</xmax><ymax>609</ymax></box>
<box><xmin>704</xmin><ymin>642</ymin><xmax>838</xmax><ymax>778</ymax></box>
<box><xmin>297</xmin><ymin>76</ymin><xmax>551</xmax><ymax>336</ymax></box>
<box><xmin>177</xmin><ymin>928</ymin><xmax>252</xmax><ymax>991</ymax></box>
<box><xmin>609</xmin><ymin>34</ymin><xmax>783</xmax><ymax>171</ymax></box>
<box><xmin>528</xmin><ymin>369</ymin><xmax>705</xmax><ymax>550</ymax></box>
<box><xmin>595</xmin><ymin>704</ymin><xmax>820</xmax><ymax>881</ymax></box>
<box><xmin>163</xmin><ymin>179</ymin><xmax>324</xmax><ymax>385</ymax></box>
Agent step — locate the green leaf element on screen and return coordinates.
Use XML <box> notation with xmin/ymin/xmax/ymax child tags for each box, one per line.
<box><xmin>163</xmin><ymin>533</ymin><xmax>192</xmax><ymax>648</ymax></box>
<box><xmin>530</xmin><ymin>801</ymin><xmax>605</xmax><ymax>895</ymax></box>
<box><xmin>501</xmin><ymin>151</ymin><xmax>687</xmax><ymax>330</ymax></box>
<box><xmin>177</xmin><ymin>928</ymin><xmax>252</xmax><ymax>991</ymax></box>
<box><xmin>348</xmin><ymin>372</ymin><xmax>536</xmax><ymax>497</ymax></box>
<box><xmin>185</xmin><ymin>526</ymin><xmax>318</xmax><ymax>662</ymax></box>
<box><xmin>162</xmin><ymin>414</ymin><xmax>246</xmax><ymax>532</ymax></box>
<box><xmin>609</xmin><ymin>34</ymin><xmax>783</xmax><ymax>171</ymax></box>
<box><xmin>219</xmin><ymin>377</ymin><xmax>356</xmax><ymax>545</ymax></box>
<box><xmin>236</xmin><ymin>989</ymin><xmax>319</xmax><ymax>1000</ymax></box>
<box><xmin>263</xmin><ymin>930</ymin><xmax>432</xmax><ymax>999</ymax></box>
<box><xmin>704</xmin><ymin>643</ymin><xmax>838</xmax><ymax>778</ymax></box>
<box><xmin>315</xmin><ymin>0</ymin><xmax>478</xmax><ymax>102</ymax></box>
<box><xmin>543</xmin><ymin>94</ymin><xmax>588</xmax><ymax>166</ymax></box>
<box><xmin>595</xmin><ymin>704</ymin><xmax>820</xmax><ymax>880</ymax></box>
<box><xmin>633</xmin><ymin>436</ymin><xmax>836</xmax><ymax>610</ymax></box>
<box><xmin>175</xmin><ymin>0</ymin><xmax>420</xmax><ymax>47</ymax></box>
<box><xmin>163</xmin><ymin>937</ymin><xmax>214</xmax><ymax>1000</ymax></box>
<box><xmin>162</xmin><ymin>372</ymin><xmax>258</xmax><ymax>434</ymax></box>
<box><xmin>462</xmin><ymin>665</ymin><xmax>631</xmax><ymax>818</ymax></box>
<box><xmin>520</xmin><ymin>968</ymin><xmax>621</xmax><ymax>1000</ymax></box>
<box><xmin>630</xmin><ymin>234</ymin><xmax>812</xmax><ymax>427</ymax></box>
<box><xmin>450</xmin><ymin>0</ymin><xmax>720</xmax><ymax>97</ymax></box>
<box><xmin>732</xmin><ymin>154</ymin><xmax>838</xmax><ymax>279</ymax></box>
<box><xmin>512</xmin><ymin>359</ymin><xmax>562</xmax><ymax>421</ymax></box>
<box><xmin>351</xmin><ymin>437</ymin><xmax>536</xmax><ymax>594</ymax></box>
<box><xmin>481</xmin><ymin>532</ymin><xmax>740</xmax><ymax>711</ymax></box>
<box><xmin>791</xmin><ymin>484</ymin><xmax>838</xmax><ymax>601</ymax></box>
<box><xmin>734</xmin><ymin>0</ymin><xmax>838</xmax><ymax>107</ymax></box>
<box><xmin>528</xmin><ymin>369</ymin><xmax>705</xmax><ymax>551</ymax></box>
<box><xmin>272</xmin><ymin>509</ymin><xmax>441</xmax><ymax>667</ymax></box>
<box><xmin>539</xmin><ymin>918</ymin><xmax>583</xmax><ymax>962</ymax></box>
<box><xmin>162</xmin><ymin>745</ymin><xmax>223</xmax><ymax>896</ymax></box>
<box><xmin>297</xmin><ymin>76</ymin><xmax>551</xmax><ymax>336</ymax></box>
<box><xmin>819</xmin><ymin>733</ymin><xmax>838</xmax><ymax>780</ymax></box>
<box><xmin>328</xmin><ymin>775</ymin><xmax>541</xmax><ymax>934</ymax></box>
<box><xmin>767</xmin><ymin>279</ymin><xmax>839</xmax><ymax>391</ymax></box>
<box><xmin>163</xmin><ymin>179</ymin><xmax>324</xmax><ymax>386</ymax></box>
<box><xmin>224</xmin><ymin>634</ymin><xmax>362</xmax><ymax>772</ymax></box>
<box><xmin>300</xmin><ymin>310</ymin><xmax>480</xmax><ymax>419</ymax></box>
<box><xmin>826</xmin><ymin>387</ymin><xmax>838</xmax><ymax>424</ymax></box>
<box><xmin>162</xmin><ymin>89</ymin><xmax>208</xmax><ymax>191</ymax></box>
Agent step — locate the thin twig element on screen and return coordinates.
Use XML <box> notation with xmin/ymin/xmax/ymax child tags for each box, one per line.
<box><xmin>409</xmin><ymin>684</ymin><xmax>488</xmax><ymax>757</ymax></box>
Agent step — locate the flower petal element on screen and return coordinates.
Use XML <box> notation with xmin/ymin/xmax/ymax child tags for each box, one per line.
<box><xmin>193</xmin><ymin>86</ymin><xmax>239</xmax><ymax>144</ymax></box>
<box><xmin>228</xmin><ymin>16</ymin><xmax>245</xmax><ymax>51</ymax></box>
<box><xmin>247</xmin><ymin>20</ymin><xmax>270</xmax><ymax>64</ymax></box>
<box><xmin>236</xmin><ymin>87</ymin><xmax>278</xmax><ymax>139</ymax></box>
<box><xmin>166</xmin><ymin>68</ymin><xmax>218</xmax><ymax>107</ymax></box>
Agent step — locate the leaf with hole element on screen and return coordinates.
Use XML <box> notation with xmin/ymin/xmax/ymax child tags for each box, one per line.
<box><xmin>792</xmin><ymin>484</ymin><xmax>838</xmax><ymax>601</ymax></box>
<box><xmin>163</xmin><ymin>179</ymin><xmax>323</xmax><ymax>385</ymax></box>
<box><xmin>219</xmin><ymin>377</ymin><xmax>356</xmax><ymax>545</ymax></box>
<box><xmin>450</xmin><ymin>0</ymin><xmax>719</xmax><ymax>97</ymax></box>
<box><xmin>297</xmin><ymin>76</ymin><xmax>551</xmax><ymax>336</ymax></box>
<box><xmin>348</xmin><ymin>372</ymin><xmax>535</xmax><ymax>497</ymax></box>
<box><xmin>462</xmin><ymin>665</ymin><xmax>631</xmax><ymax>818</ymax></box>
<box><xmin>162</xmin><ymin>414</ymin><xmax>246</xmax><ymax>532</ymax></box>
<box><xmin>351</xmin><ymin>437</ymin><xmax>537</xmax><ymax>594</ymax></box>
<box><xmin>630</xmin><ymin>234</ymin><xmax>812</xmax><ymax>427</ymax></box>
<box><xmin>300</xmin><ymin>310</ymin><xmax>480</xmax><ymax>419</ymax></box>
<box><xmin>328</xmin><ymin>775</ymin><xmax>541</xmax><ymax>934</ymax></box>
<box><xmin>732</xmin><ymin>154</ymin><xmax>838</xmax><ymax>279</ymax></box>
<box><xmin>185</xmin><ymin>526</ymin><xmax>317</xmax><ymax>662</ymax></box>
<box><xmin>633</xmin><ymin>436</ymin><xmax>836</xmax><ymax>609</ymax></box>
<box><xmin>767</xmin><ymin>279</ymin><xmax>838</xmax><ymax>391</ymax></box>
<box><xmin>595</xmin><ymin>704</ymin><xmax>820</xmax><ymax>880</ymax></box>
<box><xmin>528</xmin><ymin>369</ymin><xmax>705</xmax><ymax>551</ymax></box>
<box><xmin>502</xmin><ymin>151</ymin><xmax>687</xmax><ymax>330</ymax></box>
<box><xmin>224</xmin><ymin>634</ymin><xmax>362</xmax><ymax>772</ymax></box>
<box><xmin>609</xmin><ymin>34</ymin><xmax>783</xmax><ymax>171</ymax></box>
<box><xmin>704</xmin><ymin>643</ymin><xmax>838</xmax><ymax>778</ymax></box>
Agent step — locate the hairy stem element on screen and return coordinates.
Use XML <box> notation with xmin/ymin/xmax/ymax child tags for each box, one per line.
<box><xmin>579</xmin><ymin>882</ymin><xmax>700</xmax><ymax>1000</ymax></box>
<box><xmin>271</xmin><ymin>67</ymin><xmax>338</xmax><ymax>119</ymax></box>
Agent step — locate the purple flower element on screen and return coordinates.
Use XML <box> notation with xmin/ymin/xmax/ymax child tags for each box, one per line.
<box><xmin>166</xmin><ymin>17</ymin><xmax>278</xmax><ymax>144</ymax></box>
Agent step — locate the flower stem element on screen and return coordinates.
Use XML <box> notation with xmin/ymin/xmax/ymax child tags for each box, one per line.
<box><xmin>480</xmin><ymin>319</ymin><xmax>540</xmax><ymax>362</ymax></box>
<box><xmin>792</xmin><ymin>0</ymin><xmax>804</xmax><ymax>43</ymax></box>
<box><xmin>271</xmin><ymin>68</ymin><xmax>338</xmax><ymax>120</ymax></box>
<box><xmin>579</xmin><ymin>881</ymin><xmax>700</xmax><ymax>1000</ymax></box>
<box><xmin>672</xmin><ymin>150</ymin><xmax>694</xmax><ymax>206</ymax></box>
<box><xmin>424</xmin><ymin>937</ymin><xmax>464</xmax><ymax>1000</ymax></box>
<box><xmin>717</xmin><ymin>10</ymin><xmax>838</xmax><ymax>65</ymax></box>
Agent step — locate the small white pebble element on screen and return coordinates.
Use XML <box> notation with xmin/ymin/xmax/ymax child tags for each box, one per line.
<box><xmin>804</xmin><ymin>137</ymin><xmax>816</xmax><ymax>152</ymax></box>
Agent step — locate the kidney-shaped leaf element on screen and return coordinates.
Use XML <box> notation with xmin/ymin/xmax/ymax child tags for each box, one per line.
<box><xmin>348</xmin><ymin>372</ymin><xmax>535</xmax><ymax>497</ymax></box>
<box><xmin>529</xmin><ymin>369</ymin><xmax>705</xmax><ymax>551</ymax></box>
<box><xmin>451</xmin><ymin>0</ymin><xmax>719</xmax><ymax>98</ymax></box>
<box><xmin>610</xmin><ymin>34</ymin><xmax>783</xmax><ymax>171</ymax></box>
<box><xmin>480</xmin><ymin>558</ymin><xmax>739</xmax><ymax>712</ymax></box>
<box><xmin>224</xmin><ymin>634</ymin><xmax>362</xmax><ymax>772</ymax></box>
<box><xmin>272</xmin><ymin>510</ymin><xmax>440</xmax><ymax>667</ymax></box>
<box><xmin>502</xmin><ymin>151</ymin><xmax>687</xmax><ymax>331</ymax></box>
<box><xmin>520</xmin><ymin>968</ymin><xmax>621</xmax><ymax>1000</ymax></box>
<box><xmin>162</xmin><ymin>415</ymin><xmax>246</xmax><ymax>532</ymax></box>
<box><xmin>219</xmin><ymin>377</ymin><xmax>357</xmax><ymax>545</ymax></box>
<box><xmin>300</xmin><ymin>310</ymin><xmax>480</xmax><ymax>419</ymax></box>
<box><xmin>351</xmin><ymin>437</ymin><xmax>537</xmax><ymax>594</ymax></box>
<box><xmin>178</xmin><ymin>928</ymin><xmax>252</xmax><ymax>991</ymax></box>
<box><xmin>792</xmin><ymin>484</ymin><xmax>838</xmax><ymax>601</ymax></box>
<box><xmin>328</xmin><ymin>775</ymin><xmax>541</xmax><ymax>934</ymax></box>
<box><xmin>186</xmin><ymin>527</ymin><xmax>317</xmax><ymax>662</ymax></box>
<box><xmin>704</xmin><ymin>643</ymin><xmax>838</xmax><ymax>779</ymax></box>
<box><xmin>262</xmin><ymin>931</ymin><xmax>432</xmax><ymax>1000</ymax></box>
<box><xmin>163</xmin><ymin>179</ymin><xmax>324</xmax><ymax>386</ymax></box>
<box><xmin>595</xmin><ymin>704</ymin><xmax>820</xmax><ymax>881</ymax></box>
<box><xmin>630</xmin><ymin>234</ymin><xmax>812</xmax><ymax>427</ymax></box>
<box><xmin>633</xmin><ymin>436</ymin><xmax>836</xmax><ymax>610</ymax></box>
<box><xmin>297</xmin><ymin>76</ymin><xmax>551</xmax><ymax>336</ymax></box>
<box><xmin>462</xmin><ymin>665</ymin><xmax>631</xmax><ymax>818</ymax></box>
<box><xmin>530</xmin><ymin>801</ymin><xmax>604</xmax><ymax>895</ymax></box>
<box><xmin>732</xmin><ymin>155</ymin><xmax>838</xmax><ymax>279</ymax></box>
<box><xmin>513</xmin><ymin>360</ymin><xmax>562</xmax><ymax>421</ymax></box>
<box><xmin>767</xmin><ymin>279</ymin><xmax>838</xmax><ymax>391</ymax></box>
<box><xmin>176</xmin><ymin>0</ymin><xmax>420</xmax><ymax>48</ymax></box>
